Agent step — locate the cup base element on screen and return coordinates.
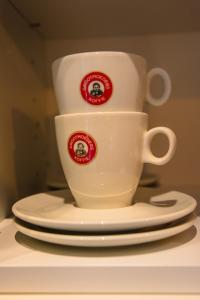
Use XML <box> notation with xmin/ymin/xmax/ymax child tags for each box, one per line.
<box><xmin>70</xmin><ymin>187</ymin><xmax>137</xmax><ymax>209</ymax></box>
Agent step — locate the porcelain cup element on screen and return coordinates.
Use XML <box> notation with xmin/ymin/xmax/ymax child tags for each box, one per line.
<box><xmin>52</xmin><ymin>51</ymin><xmax>171</xmax><ymax>114</ymax></box>
<box><xmin>55</xmin><ymin>112</ymin><xmax>176</xmax><ymax>209</ymax></box>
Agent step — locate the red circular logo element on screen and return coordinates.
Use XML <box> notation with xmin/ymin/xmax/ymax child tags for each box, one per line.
<box><xmin>80</xmin><ymin>71</ymin><xmax>113</xmax><ymax>105</ymax></box>
<box><xmin>68</xmin><ymin>132</ymin><xmax>97</xmax><ymax>164</ymax></box>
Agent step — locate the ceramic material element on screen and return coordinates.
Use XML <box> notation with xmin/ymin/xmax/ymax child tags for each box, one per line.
<box><xmin>14</xmin><ymin>214</ymin><xmax>196</xmax><ymax>248</ymax></box>
<box><xmin>52</xmin><ymin>51</ymin><xmax>171</xmax><ymax>114</ymax></box>
<box><xmin>55</xmin><ymin>112</ymin><xmax>176</xmax><ymax>209</ymax></box>
<box><xmin>46</xmin><ymin>177</ymin><xmax>153</xmax><ymax>190</ymax></box>
<box><xmin>12</xmin><ymin>190</ymin><xmax>197</xmax><ymax>232</ymax></box>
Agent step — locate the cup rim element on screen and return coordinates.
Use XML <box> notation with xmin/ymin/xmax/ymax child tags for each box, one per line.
<box><xmin>55</xmin><ymin>111</ymin><xmax>147</xmax><ymax>119</ymax></box>
<box><xmin>52</xmin><ymin>51</ymin><xmax>146</xmax><ymax>67</ymax></box>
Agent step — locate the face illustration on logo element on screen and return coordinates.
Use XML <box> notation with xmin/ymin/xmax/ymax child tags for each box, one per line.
<box><xmin>75</xmin><ymin>142</ymin><xmax>87</xmax><ymax>157</ymax></box>
<box><xmin>80</xmin><ymin>72</ymin><xmax>113</xmax><ymax>105</ymax></box>
<box><xmin>89</xmin><ymin>82</ymin><xmax>103</xmax><ymax>97</ymax></box>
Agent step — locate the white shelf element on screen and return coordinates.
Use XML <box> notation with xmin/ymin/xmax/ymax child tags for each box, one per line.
<box><xmin>0</xmin><ymin>213</ymin><xmax>200</xmax><ymax>294</ymax></box>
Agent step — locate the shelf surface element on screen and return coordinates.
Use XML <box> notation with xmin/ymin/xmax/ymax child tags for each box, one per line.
<box><xmin>0</xmin><ymin>186</ymin><xmax>200</xmax><ymax>294</ymax></box>
<box><xmin>1</xmin><ymin>217</ymin><xmax>200</xmax><ymax>267</ymax></box>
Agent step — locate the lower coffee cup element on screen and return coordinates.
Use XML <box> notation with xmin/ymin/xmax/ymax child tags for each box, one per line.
<box><xmin>55</xmin><ymin>112</ymin><xmax>176</xmax><ymax>209</ymax></box>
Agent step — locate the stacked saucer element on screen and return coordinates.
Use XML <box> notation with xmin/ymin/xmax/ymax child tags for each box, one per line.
<box><xmin>12</xmin><ymin>189</ymin><xmax>197</xmax><ymax>247</ymax></box>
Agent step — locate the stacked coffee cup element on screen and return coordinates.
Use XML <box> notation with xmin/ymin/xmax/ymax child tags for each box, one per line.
<box><xmin>52</xmin><ymin>51</ymin><xmax>176</xmax><ymax>209</ymax></box>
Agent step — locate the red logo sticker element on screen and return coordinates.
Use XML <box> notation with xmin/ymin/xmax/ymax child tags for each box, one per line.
<box><xmin>80</xmin><ymin>71</ymin><xmax>113</xmax><ymax>105</ymax></box>
<box><xmin>68</xmin><ymin>132</ymin><xmax>97</xmax><ymax>164</ymax></box>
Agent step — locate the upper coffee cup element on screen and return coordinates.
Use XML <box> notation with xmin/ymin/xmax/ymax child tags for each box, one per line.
<box><xmin>52</xmin><ymin>51</ymin><xmax>171</xmax><ymax>114</ymax></box>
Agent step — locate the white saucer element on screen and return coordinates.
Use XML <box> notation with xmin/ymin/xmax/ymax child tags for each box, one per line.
<box><xmin>12</xmin><ymin>189</ymin><xmax>197</xmax><ymax>232</ymax></box>
<box><xmin>14</xmin><ymin>214</ymin><xmax>196</xmax><ymax>247</ymax></box>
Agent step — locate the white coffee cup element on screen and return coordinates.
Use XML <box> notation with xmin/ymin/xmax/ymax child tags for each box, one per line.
<box><xmin>55</xmin><ymin>112</ymin><xmax>176</xmax><ymax>209</ymax></box>
<box><xmin>52</xmin><ymin>51</ymin><xmax>171</xmax><ymax>114</ymax></box>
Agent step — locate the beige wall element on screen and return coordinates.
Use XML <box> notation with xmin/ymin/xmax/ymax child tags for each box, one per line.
<box><xmin>45</xmin><ymin>33</ymin><xmax>200</xmax><ymax>186</ymax></box>
<box><xmin>0</xmin><ymin>1</ymin><xmax>47</xmax><ymax>219</ymax></box>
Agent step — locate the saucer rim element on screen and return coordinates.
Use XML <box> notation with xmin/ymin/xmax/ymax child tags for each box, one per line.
<box><xmin>12</xmin><ymin>190</ymin><xmax>197</xmax><ymax>232</ymax></box>
<box><xmin>13</xmin><ymin>214</ymin><xmax>196</xmax><ymax>247</ymax></box>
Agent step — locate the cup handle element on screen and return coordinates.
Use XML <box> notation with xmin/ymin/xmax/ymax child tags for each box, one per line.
<box><xmin>143</xmin><ymin>127</ymin><xmax>176</xmax><ymax>165</ymax></box>
<box><xmin>146</xmin><ymin>68</ymin><xmax>172</xmax><ymax>106</ymax></box>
